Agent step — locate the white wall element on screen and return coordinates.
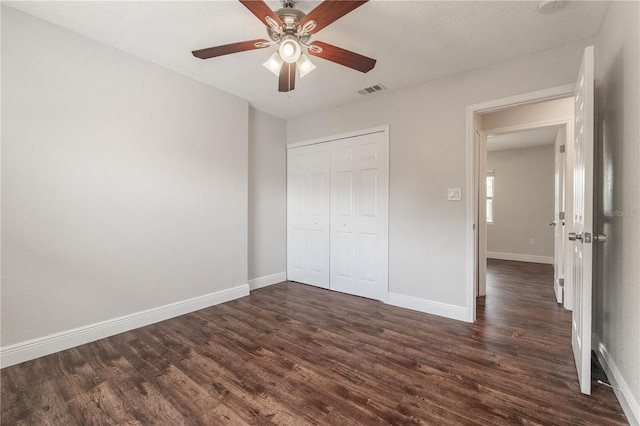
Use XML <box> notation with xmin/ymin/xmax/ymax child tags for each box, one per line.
<box><xmin>486</xmin><ymin>145</ymin><xmax>555</xmax><ymax>262</ymax></box>
<box><xmin>287</xmin><ymin>38</ymin><xmax>595</xmax><ymax>316</ymax></box>
<box><xmin>594</xmin><ymin>1</ymin><xmax>640</xmax><ymax>422</ymax></box>
<box><xmin>1</xmin><ymin>7</ymin><xmax>248</xmax><ymax>349</ymax></box>
<box><xmin>248</xmin><ymin>108</ymin><xmax>287</xmax><ymax>285</ymax></box>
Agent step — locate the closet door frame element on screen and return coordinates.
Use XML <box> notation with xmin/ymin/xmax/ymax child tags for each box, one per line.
<box><xmin>286</xmin><ymin>125</ymin><xmax>389</xmax><ymax>301</ymax></box>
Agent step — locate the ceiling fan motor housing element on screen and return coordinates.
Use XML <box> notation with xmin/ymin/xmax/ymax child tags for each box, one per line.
<box><xmin>268</xmin><ymin>6</ymin><xmax>307</xmax><ymax>42</ymax></box>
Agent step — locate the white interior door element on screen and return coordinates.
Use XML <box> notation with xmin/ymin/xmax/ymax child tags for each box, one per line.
<box><xmin>563</xmin><ymin>120</ymin><xmax>575</xmax><ymax>311</ymax></box>
<box><xmin>330</xmin><ymin>132</ymin><xmax>388</xmax><ymax>301</ymax></box>
<box><xmin>477</xmin><ymin>131</ymin><xmax>487</xmax><ymax>297</ymax></box>
<box><xmin>570</xmin><ymin>45</ymin><xmax>595</xmax><ymax>395</ymax></box>
<box><xmin>553</xmin><ymin>127</ymin><xmax>566</xmax><ymax>304</ymax></box>
<box><xmin>287</xmin><ymin>143</ymin><xmax>330</xmax><ymax>288</ymax></box>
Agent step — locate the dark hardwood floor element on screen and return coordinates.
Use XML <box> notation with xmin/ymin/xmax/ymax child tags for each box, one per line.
<box><xmin>1</xmin><ymin>259</ymin><xmax>627</xmax><ymax>425</ymax></box>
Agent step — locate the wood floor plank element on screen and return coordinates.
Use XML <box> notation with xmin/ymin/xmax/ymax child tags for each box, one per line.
<box><xmin>1</xmin><ymin>259</ymin><xmax>628</xmax><ymax>425</ymax></box>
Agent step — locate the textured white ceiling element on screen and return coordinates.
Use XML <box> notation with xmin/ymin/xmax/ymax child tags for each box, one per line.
<box><xmin>4</xmin><ymin>1</ymin><xmax>609</xmax><ymax>119</ymax></box>
<box><xmin>487</xmin><ymin>126</ymin><xmax>561</xmax><ymax>152</ymax></box>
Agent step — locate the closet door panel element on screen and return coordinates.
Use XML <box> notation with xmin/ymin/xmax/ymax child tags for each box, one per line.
<box><xmin>331</xmin><ymin>132</ymin><xmax>388</xmax><ymax>301</ymax></box>
<box><xmin>288</xmin><ymin>229</ymin><xmax>305</xmax><ymax>275</ymax></box>
<box><xmin>331</xmin><ymin>141</ymin><xmax>357</xmax><ymax>294</ymax></box>
<box><xmin>287</xmin><ymin>149</ymin><xmax>307</xmax><ymax>283</ymax></box>
<box><xmin>359</xmin><ymin>233</ymin><xmax>378</xmax><ymax>284</ymax></box>
<box><xmin>286</xmin><ymin>144</ymin><xmax>330</xmax><ymax>288</ymax></box>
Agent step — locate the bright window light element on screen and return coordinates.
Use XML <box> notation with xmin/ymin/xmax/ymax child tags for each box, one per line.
<box><xmin>487</xmin><ymin>170</ymin><xmax>494</xmax><ymax>224</ymax></box>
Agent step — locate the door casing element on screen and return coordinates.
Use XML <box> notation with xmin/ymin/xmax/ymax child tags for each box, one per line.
<box><xmin>465</xmin><ymin>84</ymin><xmax>576</xmax><ymax>322</ymax></box>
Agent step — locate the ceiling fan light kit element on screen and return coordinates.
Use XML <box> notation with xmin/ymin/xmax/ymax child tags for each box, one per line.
<box><xmin>297</xmin><ymin>54</ymin><xmax>316</xmax><ymax>78</ymax></box>
<box><xmin>278</xmin><ymin>35</ymin><xmax>302</xmax><ymax>63</ymax></box>
<box><xmin>263</xmin><ymin>52</ymin><xmax>284</xmax><ymax>77</ymax></box>
<box><xmin>192</xmin><ymin>0</ymin><xmax>376</xmax><ymax>93</ymax></box>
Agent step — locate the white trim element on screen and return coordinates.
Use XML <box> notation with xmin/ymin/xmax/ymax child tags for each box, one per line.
<box><xmin>593</xmin><ymin>334</ymin><xmax>640</xmax><ymax>425</ymax></box>
<box><xmin>466</xmin><ymin>83</ymin><xmax>576</xmax><ymax>323</ymax></box>
<box><xmin>486</xmin><ymin>252</ymin><xmax>553</xmax><ymax>264</ymax></box>
<box><xmin>0</xmin><ymin>284</ymin><xmax>250</xmax><ymax>369</ymax></box>
<box><xmin>484</xmin><ymin>118</ymin><xmax>573</xmax><ymax>137</ymax></box>
<box><xmin>248</xmin><ymin>272</ymin><xmax>286</xmax><ymax>291</ymax></box>
<box><xmin>466</xmin><ymin>106</ymin><xmax>478</xmax><ymax>322</ymax></box>
<box><xmin>469</xmin><ymin>84</ymin><xmax>576</xmax><ymax>115</ymax></box>
<box><xmin>287</xmin><ymin>125</ymin><xmax>389</xmax><ymax>149</ymax></box>
<box><xmin>387</xmin><ymin>293</ymin><xmax>468</xmax><ymax>322</ymax></box>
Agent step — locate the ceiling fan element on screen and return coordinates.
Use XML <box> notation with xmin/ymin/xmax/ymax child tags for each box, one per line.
<box><xmin>192</xmin><ymin>0</ymin><xmax>376</xmax><ymax>92</ymax></box>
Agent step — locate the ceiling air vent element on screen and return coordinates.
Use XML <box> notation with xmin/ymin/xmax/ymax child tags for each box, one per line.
<box><xmin>358</xmin><ymin>84</ymin><xmax>386</xmax><ymax>96</ymax></box>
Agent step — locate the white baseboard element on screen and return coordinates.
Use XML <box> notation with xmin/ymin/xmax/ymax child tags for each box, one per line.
<box><xmin>593</xmin><ymin>334</ymin><xmax>640</xmax><ymax>425</ymax></box>
<box><xmin>248</xmin><ymin>272</ymin><xmax>286</xmax><ymax>291</ymax></box>
<box><xmin>487</xmin><ymin>251</ymin><xmax>553</xmax><ymax>264</ymax></box>
<box><xmin>0</xmin><ymin>284</ymin><xmax>250</xmax><ymax>369</ymax></box>
<box><xmin>386</xmin><ymin>293</ymin><xmax>469</xmax><ymax>322</ymax></box>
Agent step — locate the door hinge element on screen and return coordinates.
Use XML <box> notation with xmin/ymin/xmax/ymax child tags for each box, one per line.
<box><xmin>559</xmin><ymin>211</ymin><xmax>565</xmax><ymax>220</ymax></box>
<box><xmin>559</xmin><ymin>278</ymin><xmax>564</xmax><ymax>288</ymax></box>
<box><xmin>559</xmin><ymin>144</ymin><xmax>566</xmax><ymax>153</ymax></box>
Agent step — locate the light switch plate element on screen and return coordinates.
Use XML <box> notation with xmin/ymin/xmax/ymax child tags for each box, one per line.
<box><xmin>448</xmin><ymin>188</ymin><xmax>462</xmax><ymax>201</ymax></box>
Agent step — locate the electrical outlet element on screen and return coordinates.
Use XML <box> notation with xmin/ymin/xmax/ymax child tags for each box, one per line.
<box><xmin>529</xmin><ymin>239</ymin><xmax>536</xmax><ymax>246</ymax></box>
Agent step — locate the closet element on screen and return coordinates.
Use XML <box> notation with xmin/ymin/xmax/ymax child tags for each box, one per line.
<box><xmin>286</xmin><ymin>127</ymin><xmax>389</xmax><ymax>301</ymax></box>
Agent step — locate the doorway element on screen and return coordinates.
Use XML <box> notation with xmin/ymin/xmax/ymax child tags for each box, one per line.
<box><xmin>476</xmin><ymin>98</ymin><xmax>573</xmax><ymax>312</ymax></box>
<box><xmin>467</xmin><ymin>47</ymin><xmax>598</xmax><ymax>396</ymax></box>
<box><xmin>465</xmin><ymin>84</ymin><xmax>576</xmax><ymax>323</ymax></box>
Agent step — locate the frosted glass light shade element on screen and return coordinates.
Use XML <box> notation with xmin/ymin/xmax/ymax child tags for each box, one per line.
<box><xmin>297</xmin><ymin>54</ymin><xmax>316</xmax><ymax>78</ymax></box>
<box><xmin>263</xmin><ymin>52</ymin><xmax>283</xmax><ymax>76</ymax></box>
<box><xmin>278</xmin><ymin>36</ymin><xmax>301</xmax><ymax>64</ymax></box>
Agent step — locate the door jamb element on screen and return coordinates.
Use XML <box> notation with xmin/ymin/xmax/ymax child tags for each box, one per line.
<box><xmin>477</xmin><ymin>119</ymin><xmax>573</xmax><ymax>297</ymax></box>
<box><xmin>465</xmin><ymin>84</ymin><xmax>576</xmax><ymax>322</ymax></box>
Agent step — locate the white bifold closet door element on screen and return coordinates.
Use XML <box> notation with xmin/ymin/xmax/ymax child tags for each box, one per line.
<box><xmin>286</xmin><ymin>143</ymin><xmax>331</xmax><ymax>288</ymax></box>
<box><xmin>330</xmin><ymin>132</ymin><xmax>388</xmax><ymax>300</ymax></box>
<box><xmin>286</xmin><ymin>129</ymin><xmax>388</xmax><ymax>301</ymax></box>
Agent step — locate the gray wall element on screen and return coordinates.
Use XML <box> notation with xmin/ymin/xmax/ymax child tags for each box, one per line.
<box><xmin>595</xmin><ymin>0</ymin><xmax>640</xmax><ymax>416</ymax></box>
<box><xmin>287</xmin><ymin>38</ymin><xmax>594</xmax><ymax>312</ymax></box>
<box><xmin>248</xmin><ymin>108</ymin><xmax>287</xmax><ymax>281</ymax></box>
<box><xmin>487</xmin><ymin>145</ymin><xmax>555</xmax><ymax>261</ymax></box>
<box><xmin>1</xmin><ymin>7</ymin><xmax>248</xmax><ymax>346</ymax></box>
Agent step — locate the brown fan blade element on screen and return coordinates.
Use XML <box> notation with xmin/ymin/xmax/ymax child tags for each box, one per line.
<box><xmin>307</xmin><ymin>41</ymin><xmax>376</xmax><ymax>73</ymax></box>
<box><xmin>278</xmin><ymin>62</ymin><xmax>296</xmax><ymax>92</ymax></box>
<box><xmin>239</xmin><ymin>0</ymin><xmax>283</xmax><ymax>28</ymax></box>
<box><xmin>192</xmin><ymin>39</ymin><xmax>270</xmax><ymax>59</ymax></box>
<box><xmin>299</xmin><ymin>1</ymin><xmax>368</xmax><ymax>34</ymax></box>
